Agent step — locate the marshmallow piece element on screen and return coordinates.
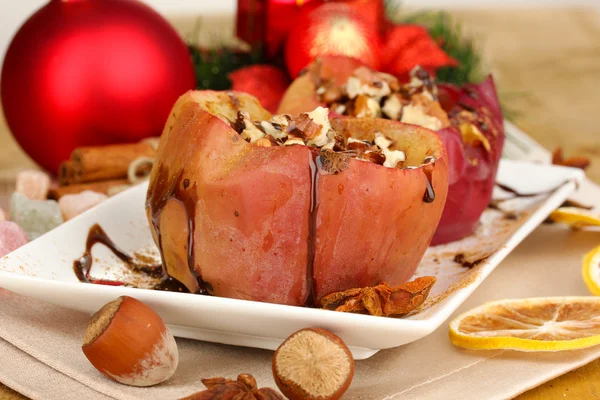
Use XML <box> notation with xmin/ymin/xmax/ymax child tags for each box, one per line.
<box><xmin>59</xmin><ymin>190</ymin><xmax>108</xmax><ymax>221</ymax></box>
<box><xmin>0</xmin><ymin>221</ymin><xmax>29</xmax><ymax>257</ymax></box>
<box><xmin>15</xmin><ymin>170</ymin><xmax>51</xmax><ymax>200</ymax></box>
<box><xmin>10</xmin><ymin>193</ymin><xmax>63</xmax><ymax>240</ymax></box>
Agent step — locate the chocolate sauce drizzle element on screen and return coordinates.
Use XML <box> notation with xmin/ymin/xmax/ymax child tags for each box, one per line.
<box><xmin>305</xmin><ymin>152</ymin><xmax>321</xmax><ymax>305</ymax></box>
<box><xmin>74</xmin><ymin>224</ymin><xmax>187</xmax><ymax>292</ymax></box>
<box><xmin>421</xmin><ymin>159</ymin><xmax>436</xmax><ymax>204</ymax></box>
<box><xmin>146</xmin><ymin>166</ymin><xmax>207</xmax><ymax>294</ymax></box>
<box><xmin>423</xmin><ymin>170</ymin><xmax>435</xmax><ymax>203</ymax></box>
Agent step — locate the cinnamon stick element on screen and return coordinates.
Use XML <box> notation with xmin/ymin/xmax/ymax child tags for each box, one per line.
<box><xmin>70</xmin><ymin>142</ymin><xmax>156</xmax><ymax>183</ymax></box>
<box><xmin>58</xmin><ymin>160</ymin><xmax>76</xmax><ymax>186</ymax></box>
<box><xmin>49</xmin><ymin>179</ymin><xmax>130</xmax><ymax>199</ymax></box>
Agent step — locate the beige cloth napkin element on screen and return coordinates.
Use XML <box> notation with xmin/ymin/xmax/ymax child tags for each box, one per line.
<box><xmin>0</xmin><ymin>180</ymin><xmax>599</xmax><ymax>400</ymax></box>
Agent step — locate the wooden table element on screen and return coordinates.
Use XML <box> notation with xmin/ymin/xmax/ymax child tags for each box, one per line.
<box><xmin>0</xmin><ymin>7</ymin><xmax>599</xmax><ymax>399</ymax></box>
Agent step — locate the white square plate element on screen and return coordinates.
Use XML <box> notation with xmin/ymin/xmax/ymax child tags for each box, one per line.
<box><xmin>0</xmin><ymin>160</ymin><xmax>584</xmax><ymax>359</ymax></box>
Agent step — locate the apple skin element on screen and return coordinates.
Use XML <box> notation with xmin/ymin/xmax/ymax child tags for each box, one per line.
<box><xmin>147</xmin><ymin>90</ymin><xmax>448</xmax><ymax>306</ymax></box>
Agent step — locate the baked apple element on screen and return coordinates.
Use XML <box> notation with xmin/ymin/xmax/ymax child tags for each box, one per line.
<box><xmin>146</xmin><ymin>90</ymin><xmax>448</xmax><ymax>306</ymax></box>
<box><xmin>278</xmin><ymin>57</ymin><xmax>504</xmax><ymax>244</ymax></box>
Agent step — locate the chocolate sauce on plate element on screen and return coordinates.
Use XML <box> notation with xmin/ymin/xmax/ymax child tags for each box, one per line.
<box><xmin>74</xmin><ymin>223</ymin><xmax>188</xmax><ymax>292</ymax></box>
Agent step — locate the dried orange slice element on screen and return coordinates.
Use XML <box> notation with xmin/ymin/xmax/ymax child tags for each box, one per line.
<box><xmin>549</xmin><ymin>207</ymin><xmax>600</xmax><ymax>229</ymax></box>
<box><xmin>583</xmin><ymin>246</ymin><xmax>600</xmax><ymax>296</ymax></box>
<box><xmin>449</xmin><ymin>297</ymin><xmax>600</xmax><ymax>351</ymax></box>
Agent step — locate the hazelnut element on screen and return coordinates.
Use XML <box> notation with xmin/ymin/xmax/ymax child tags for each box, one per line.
<box><xmin>272</xmin><ymin>328</ymin><xmax>354</xmax><ymax>400</ymax></box>
<box><xmin>82</xmin><ymin>296</ymin><xmax>178</xmax><ymax>387</ymax></box>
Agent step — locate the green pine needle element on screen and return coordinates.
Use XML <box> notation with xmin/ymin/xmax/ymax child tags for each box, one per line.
<box><xmin>188</xmin><ymin>45</ymin><xmax>264</xmax><ymax>90</ymax></box>
<box><xmin>398</xmin><ymin>11</ymin><xmax>482</xmax><ymax>86</ymax></box>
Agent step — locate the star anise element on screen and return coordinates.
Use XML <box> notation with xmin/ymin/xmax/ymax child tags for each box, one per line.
<box><xmin>181</xmin><ymin>374</ymin><xmax>284</xmax><ymax>400</ymax></box>
<box><xmin>320</xmin><ymin>276</ymin><xmax>436</xmax><ymax>317</ymax></box>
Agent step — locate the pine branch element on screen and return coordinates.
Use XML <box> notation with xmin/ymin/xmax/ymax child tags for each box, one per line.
<box><xmin>189</xmin><ymin>46</ymin><xmax>264</xmax><ymax>90</ymax></box>
<box><xmin>398</xmin><ymin>11</ymin><xmax>482</xmax><ymax>86</ymax></box>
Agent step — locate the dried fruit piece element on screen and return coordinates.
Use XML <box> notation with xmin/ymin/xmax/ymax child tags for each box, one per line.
<box><xmin>450</xmin><ymin>297</ymin><xmax>600</xmax><ymax>351</ymax></box>
<box><xmin>273</xmin><ymin>328</ymin><xmax>354</xmax><ymax>400</ymax></box>
<box><xmin>181</xmin><ymin>373</ymin><xmax>284</xmax><ymax>400</ymax></box>
<box><xmin>458</xmin><ymin>122</ymin><xmax>491</xmax><ymax>152</ymax></box>
<box><xmin>320</xmin><ymin>276</ymin><xmax>436</xmax><ymax>317</ymax></box>
<box><xmin>82</xmin><ymin>296</ymin><xmax>178</xmax><ymax>386</ymax></box>
<box><xmin>582</xmin><ymin>245</ymin><xmax>600</xmax><ymax>296</ymax></box>
<box><xmin>549</xmin><ymin>207</ymin><xmax>600</xmax><ymax>229</ymax></box>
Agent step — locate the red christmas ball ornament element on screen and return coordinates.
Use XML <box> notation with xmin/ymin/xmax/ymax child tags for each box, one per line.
<box><xmin>284</xmin><ymin>3</ymin><xmax>381</xmax><ymax>78</ymax></box>
<box><xmin>1</xmin><ymin>0</ymin><xmax>196</xmax><ymax>173</ymax></box>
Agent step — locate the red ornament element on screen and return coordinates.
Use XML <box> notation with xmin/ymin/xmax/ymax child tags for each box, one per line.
<box><xmin>236</xmin><ymin>0</ymin><xmax>382</xmax><ymax>59</ymax></box>
<box><xmin>229</xmin><ymin>65</ymin><xmax>289</xmax><ymax>113</ymax></box>
<box><xmin>1</xmin><ymin>0</ymin><xmax>196</xmax><ymax>173</ymax></box>
<box><xmin>381</xmin><ymin>25</ymin><xmax>458</xmax><ymax>80</ymax></box>
<box><xmin>284</xmin><ymin>3</ymin><xmax>381</xmax><ymax>77</ymax></box>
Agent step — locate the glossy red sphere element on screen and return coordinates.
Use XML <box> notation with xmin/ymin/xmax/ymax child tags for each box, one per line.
<box><xmin>285</xmin><ymin>3</ymin><xmax>380</xmax><ymax>78</ymax></box>
<box><xmin>1</xmin><ymin>0</ymin><xmax>196</xmax><ymax>173</ymax></box>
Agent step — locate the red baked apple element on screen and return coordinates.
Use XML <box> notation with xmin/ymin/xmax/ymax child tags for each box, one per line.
<box><xmin>146</xmin><ymin>90</ymin><xmax>448</xmax><ymax>306</ymax></box>
<box><xmin>278</xmin><ymin>57</ymin><xmax>504</xmax><ymax>245</ymax></box>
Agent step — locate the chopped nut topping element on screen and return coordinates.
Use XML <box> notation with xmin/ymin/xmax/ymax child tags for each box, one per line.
<box><xmin>283</xmin><ymin>137</ymin><xmax>305</xmax><ymax>146</ymax></box>
<box><xmin>315</xmin><ymin>64</ymin><xmax>458</xmax><ymax>133</ymax></box>
<box><xmin>401</xmin><ymin>104</ymin><xmax>443</xmax><ymax>131</ymax></box>
<box><xmin>374</xmin><ymin>132</ymin><xmax>406</xmax><ymax>168</ymax></box>
<box><xmin>353</xmin><ymin>95</ymin><xmax>381</xmax><ymax>118</ymax></box>
<box><xmin>318</xmin><ymin>150</ymin><xmax>349</xmax><ymax>174</ymax></box>
<box><xmin>255</xmin><ymin>138</ymin><xmax>272</xmax><ymax>147</ymax></box>
<box><xmin>374</xmin><ymin>132</ymin><xmax>392</xmax><ymax>149</ymax></box>
<box><xmin>382</xmin><ymin>94</ymin><xmax>403</xmax><ymax>120</ymax></box>
<box><xmin>292</xmin><ymin>113</ymin><xmax>323</xmax><ymax>142</ymax></box>
<box><xmin>305</xmin><ymin>107</ymin><xmax>331</xmax><ymax>147</ymax></box>
<box><xmin>333</xmin><ymin>104</ymin><xmax>346</xmax><ymax>115</ymax></box>
<box><xmin>238</xmin><ymin>112</ymin><xmax>265</xmax><ymax>143</ymax></box>
<box><xmin>228</xmin><ymin>107</ymin><xmax>421</xmax><ymax>170</ymax></box>
<box><xmin>261</xmin><ymin>121</ymin><xmax>286</xmax><ymax>140</ymax></box>
<box><xmin>345</xmin><ymin>69</ymin><xmax>391</xmax><ymax>100</ymax></box>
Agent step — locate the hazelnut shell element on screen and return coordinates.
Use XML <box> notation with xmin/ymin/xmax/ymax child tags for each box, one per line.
<box><xmin>82</xmin><ymin>296</ymin><xmax>179</xmax><ymax>387</ymax></box>
<box><xmin>272</xmin><ymin>328</ymin><xmax>354</xmax><ymax>400</ymax></box>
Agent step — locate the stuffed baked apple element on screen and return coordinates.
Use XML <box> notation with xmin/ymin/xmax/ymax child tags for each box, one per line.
<box><xmin>146</xmin><ymin>90</ymin><xmax>448</xmax><ymax>306</ymax></box>
<box><xmin>278</xmin><ymin>57</ymin><xmax>504</xmax><ymax>245</ymax></box>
